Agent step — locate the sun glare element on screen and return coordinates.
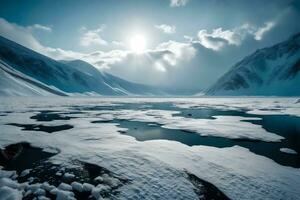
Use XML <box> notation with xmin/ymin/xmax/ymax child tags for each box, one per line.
<box><xmin>129</xmin><ymin>34</ymin><xmax>147</xmax><ymax>53</ymax></box>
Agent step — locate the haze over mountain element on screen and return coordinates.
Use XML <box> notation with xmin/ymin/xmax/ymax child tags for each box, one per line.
<box><xmin>0</xmin><ymin>36</ymin><xmax>163</xmax><ymax>96</ymax></box>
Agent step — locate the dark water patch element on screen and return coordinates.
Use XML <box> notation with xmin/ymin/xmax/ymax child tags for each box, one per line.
<box><xmin>0</xmin><ymin>111</ymin><xmax>13</xmax><ymax>113</ymax></box>
<box><xmin>174</xmin><ymin>107</ymin><xmax>256</xmax><ymax>119</ymax></box>
<box><xmin>0</xmin><ymin>110</ymin><xmax>13</xmax><ymax>116</ymax></box>
<box><xmin>91</xmin><ymin>119</ymin><xmax>113</xmax><ymax>123</ymax></box>
<box><xmin>70</xmin><ymin>105</ymin><xmax>123</xmax><ymax>111</ymax></box>
<box><xmin>169</xmin><ymin>105</ymin><xmax>300</xmax><ymax>167</ymax></box>
<box><xmin>31</xmin><ymin>110</ymin><xmax>74</xmax><ymax>121</ymax></box>
<box><xmin>186</xmin><ymin>172</ymin><xmax>230</xmax><ymax>200</ymax></box>
<box><xmin>115</xmin><ymin>120</ymin><xmax>235</xmax><ymax>148</ymax></box>
<box><xmin>242</xmin><ymin>114</ymin><xmax>300</xmax><ymax>167</ymax></box>
<box><xmin>114</xmin><ymin>119</ymin><xmax>300</xmax><ymax>168</ymax></box>
<box><xmin>0</xmin><ymin>142</ymin><xmax>56</xmax><ymax>173</ymax></box>
<box><xmin>244</xmin><ymin>115</ymin><xmax>300</xmax><ymax>152</ymax></box>
<box><xmin>6</xmin><ymin>123</ymin><xmax>73</xmax><ymax>133</ymax></box>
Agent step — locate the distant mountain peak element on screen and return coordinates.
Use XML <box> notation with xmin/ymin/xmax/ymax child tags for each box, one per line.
<box><xmin>0</xmin><ymin>36</ymin><xmax>164</xmax><ymax>96</ymax></box>
<box><xmin>207</xmin><ymin>33</ymin><xmax>300</xmax><ymax>96</ymax></box>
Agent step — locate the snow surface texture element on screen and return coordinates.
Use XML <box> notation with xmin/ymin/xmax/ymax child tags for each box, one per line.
<box><xmin>207</xmin><ymin>33</ymin><xmax>300</xmax><ymax>96</ymax></box>
<box><xmin>0</xmin><ymin>97</ymin><xmax>299</xmax><ymax>200</ymax></box>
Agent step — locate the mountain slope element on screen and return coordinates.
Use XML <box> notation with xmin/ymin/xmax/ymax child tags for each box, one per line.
<box><xmin>207</xmin><ymin>33</ymin><xmax>300</xmax><ymax>96</ymax></box>
<box><xmin>61</xmin><ymin>60</ymin><xmax>164</xmax><ymax>95</ymax></box>
<box><xmin>0</xmin><ymin>60</ymin><xmax>66</xmax><ymax>96</ymax></box>
<box><xmin>0</xmin><ymin>36</ymin><xmax>162</xmax><ymax>96</ymax></box>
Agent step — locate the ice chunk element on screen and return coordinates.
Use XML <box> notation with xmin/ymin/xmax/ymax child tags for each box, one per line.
<box><xmin>83</xmin><ymin>183</ymin><xmax>94</xmax><ymax>192</ymax></box>
<box><xmin>0</xmin><ymin>186</ymin><xmax>22</xmax><ymax>200</ymax></box>
<box><xmin>63</xmin><ymin>172</ymin><xmax>75</xmax><ymax>179</ymax></box>
<box><xmin>94</xmin><ymin>176</ymin><xmax>104</xmax><ymax>182</ymax></box>
<box><xmin>0</xmin><ymin>178</ymin><xmax>19</xmax><ymax>189</ymax></box>
<box><xmin>0</xmin><ymin>170</ymin><xmax>17</xmax><ymax>179</ymax></box>
<box><xmin>280</xmin><ymin>148</ymin><xmax>298</xmax><ymax>155</ymax></box>
<box><xmin>71</xmin><ymin>182</ymin><xmax>83</xmax><ymax>192</ymax></box>
<box><xmin>58</xmin><ymin>183</ymin><xmax>72</xmax><ymax>191</ymax></box>
<box><xmin>41</xmin><ymin>182</ymin><xmax>56</xmax><ymax>192</ymax></box>
<box><xmin>34</xmin><ymin>188</ymin><xmax>46</xmax><ymax>196</ymax></box>
<box><xmin>20</xmin><ymin>169</ymin><xmax>31</xmax><ymax>177</ymax></box>
<box><xmin>55</xmin><ymin>189</ymin><xmax>75</xmax><ymax>200</ymax></box>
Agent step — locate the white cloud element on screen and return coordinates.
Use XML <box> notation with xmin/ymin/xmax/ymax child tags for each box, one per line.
<box><xmin>155</xmin><ymin>24</ymin><xmax>176</xmax><ymax>34</ymax></box>
<box><xmin>82</xmin><ymin>50</ymin><xmax>128</xmax><ymax>69</ymax></box>
<box><xmin>0</xmin><ymin>18</ymin><xmax>43</xmax><ymax>51</ymax></box>
<box><xmin>197</xmin><ymin>25</ymin><xmax>254</xmax><ymax>51</ymax></box>
<box><xmin>28</xmin><ymin>24</ymin><xmax>52</xmax><ymax>32</ymax></box>
<box><xmin>254</xmin><ymin>22</ymin><xmax>275</xmax><ymax>40</ymax></box>
<box><xmin>0</xmin><ymin>18</ymin><xmax>84</xmax><ymax>60</ymax></box>
<box><xmin>170</xmin><ymin>0</ymin><xmax>189</xmax><ymax>7</ymax></box>
<box><xmin>196</xmin><ymin>22</ymin><xmax>276</xmax><ymax>51</ymax></box>
<box><xmin>79</xmin><ymin>25</ymin><xmax>107</xmax><ymax>47</ymax></box>
<box><xmin>156</xmin><ymin>40</ymin><xmax>196</xmax><ymax>63</ymax></box>
<box><xmin>197</xmin><ymin>29</ymin><xmax>230</xmax><ymax>51</ymax></box>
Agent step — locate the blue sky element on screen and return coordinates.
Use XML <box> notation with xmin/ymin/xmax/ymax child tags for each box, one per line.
<box><xmin>0</xmin><ymin>0</ymin><xmax>300</xmax><ymax>91</ymax></box>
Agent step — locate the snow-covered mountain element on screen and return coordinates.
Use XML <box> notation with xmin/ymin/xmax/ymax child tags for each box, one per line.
<box><xmin>61</xmin><ymin>60</ymin><xmax>164</xmax><ymax>96</ymax></box>
<box><xmin>0</xmin><ymin>36</ymin><xmax>163</xmax><ymax>96</ymax></box>
<box><xmin>0</xmin><ymin>60</ymin><xmax>67</xmax><ymax>96</ymax></box>
<box><xmin>207</xmin><ymin>33</ymin><xmax>300</xmax><ymax>96</ymax></box>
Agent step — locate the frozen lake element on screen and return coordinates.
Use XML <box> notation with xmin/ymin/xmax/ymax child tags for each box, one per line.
<box><xmin>0</xmin><ymin>97</ymin><xmax>300</xmax><ymax>200</ymax></box>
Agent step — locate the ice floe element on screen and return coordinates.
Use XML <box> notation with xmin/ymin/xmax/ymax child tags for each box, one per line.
<box><xmin>280</xmin><ymin>148</ymin><xmax>298</xmax><ymax>155</ymax></box>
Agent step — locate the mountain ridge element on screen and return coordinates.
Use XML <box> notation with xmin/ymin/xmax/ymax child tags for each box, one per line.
<box><xmin>0</xmin><ymin>35</ymin><xmax>163</xmax><ymax>96</ymax></box>
<box><xmin>207</xmin><ymin>33</ymin><xmax>300</xmax><ymax>96</ymax></box>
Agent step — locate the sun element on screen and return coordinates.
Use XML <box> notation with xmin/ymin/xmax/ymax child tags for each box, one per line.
<box><xmin>129</xmin><ymin>34</ymin><xmax>147</xmax><ymax>53</ymax></box>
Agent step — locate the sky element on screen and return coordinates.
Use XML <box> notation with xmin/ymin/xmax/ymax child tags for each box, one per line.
<box><xmin>0</xmin><ymin>0</ymin><xmax>300</xmax><ymax>92</ymax></box>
